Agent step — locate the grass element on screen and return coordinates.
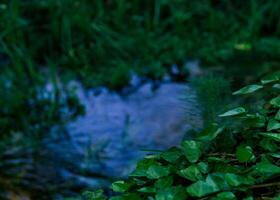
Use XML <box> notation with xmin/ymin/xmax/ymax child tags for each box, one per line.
<box><xmin>1</xmin><ymin>0</ymin><xmax>280</xmax><ymax>89</ymax></box>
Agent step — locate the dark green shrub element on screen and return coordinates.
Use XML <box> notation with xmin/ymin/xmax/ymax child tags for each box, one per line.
<box><xmin>79</xmin><ymin>71</ymin><xmax>280</xmax><ymax>199</ymax></box>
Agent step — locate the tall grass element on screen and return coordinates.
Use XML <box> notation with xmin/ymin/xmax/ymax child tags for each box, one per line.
<box><xmin>1</xmin><ymin>0</ymin><xmax>280</xmax><ymax>89</ymax></box>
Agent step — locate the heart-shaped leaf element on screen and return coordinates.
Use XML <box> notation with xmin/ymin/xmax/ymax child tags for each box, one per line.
<box><xmin>186</xmin><ymin>177</ymin><xmax>219</xmax><ymax>197</ymax></box>
<box><xmin>181</xmin><ymin>140</ymin><xmax>202</xmax><ymax>163</ymax></box>
<box><xmin>179</xmin><ymin>165</ymin><xmax>203</xmax><ymax>181</ymax></box>
<box><xmin>147</xmin><ymin>165</ymin><xmax>170</xmax><ymax>179</ymax></box>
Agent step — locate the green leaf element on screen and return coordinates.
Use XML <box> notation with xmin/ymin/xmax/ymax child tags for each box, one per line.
<box><xmin>179</xmin><ymin>165</ymin><xmax>203</xmax><ymax>181</ymax></box>
<box><xmin>269</xmin><ymin>152</ymin><xmax>280</xmax><ymax>158</ymax></box>
<box><xmin>138</xmin><ymin>187</ymin><xmax>156</xmax><ymax>193</ymax></box>
<box><xmin>181</xmin><ymin>140</ymin><xmax>202</xmax><ymax>163</ymax></box>
<box><xmin>276</xmin><ymin>109</ymin><xmax>280</xmax><ymax>120</ymax></box>
<box><xmin>155</xmin><ymin>176</ymin><xmax>173</xmax><ymax>189</ymax></box>
<box><xmin>112</xmin><ymin>181</ymin><xmax>131</xmax><ymax>193</ymax></box>
<box><xmin>130</xmin><ymin>159</ymin><xmax>158</xmax><ymax>177</ymax></box>
<box><xmin>155</xmin><ymin>186</ymin><xmax>186</xmax><ymax>200</ymax></box>
<box><xmin>197</xmin><ymin>162</ymin><xmax>209</xmax><ymax>174</ymax></box>
<box><xmin>270</xmin><ymin>96</ymin><xmax>280</xmax><ymax>107</ymax></box>
<box><xmin>186</xmin><ymin>175</ymin><xmax>219</xmax><ymax>197</ymax></box>
<box><xmin>196</xmin><ymin>123</ymin><xmax>224</xmax><ymax>141</ymax></box>
<box><xmin>219</xmin><ymin>107</ymin><xmax>246</xmax><ymax>117</ymax></box>
<box><xmin>213</xmin><ymin>192</ymin><xmax>236</xmax><ymax>200</ymax></box>
<box><xmin>233</xmin><ymin>84</ymin><xmax>263</xmax><ymax>95</ymax></box>
<box><xmin>267</xmin><ymin>119</ymin><xmax>280</xmax><ymax>131</ymax></box>
<box><xmin>261</xmin><ymin>71</ymin><xmax>280</xmax><ymax>84</ymax></box>
<box><xmin>236</xmin><ymin>146</ymin><xmax>255</xmax><ymax>163</ymax></box>
<box><xmin>242</xmin><ymin>114</ymin><xmax>266</xmax><ymax>128</ymax></box>
<box><xmin>260</xmin><ymin>132</ymin><xmax>280</xmax><ymax>142</ymax></box>
<box><xmin>83</xmin><ymin>190</ymin><xmax>106</xmax><ymax>200</ymax></box>
<box><xmin>225</xmin><ymin>173</ymin><xmax>253</xmax><ymax>187</ymax></box>
<box><xmin>147</xmin><ymin>165</ymin><xmax>170</xmax><ymax>179</ymax></box>
<box><xmin>161</xmin><ymin>147</ymin><xmax>181</xmax><ymax>163</ymax></box>
<box><xmin>260</xmin><ymin>138</ymin><xmax>278</xmax><ymax>152</ymax></box>
<box><xmin>255</xmin><ymin>162</ymin><xmax>280</xmax><ymax>174</ymax></box>
<box><xmin>273</xmin><ymin>83</ymin><xmax>280</xmax><ymax>89</ymax></box>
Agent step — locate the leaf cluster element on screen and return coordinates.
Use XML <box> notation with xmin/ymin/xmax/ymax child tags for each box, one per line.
<box><xmin>81</xmin><ymin>71</ymin><xmax>280</xmax><ymax>200</ymax></box>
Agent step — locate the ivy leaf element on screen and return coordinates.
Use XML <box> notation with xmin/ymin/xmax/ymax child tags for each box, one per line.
<box><xmin>260</xmin><ymin>139</ymin><xmax>278</xmax><ymax>152</ymax></box>
<box><xmin>269</xmin><ymin>152</ymin><xmax>280</xmax><ymax>159</ymax></box>
<box><xmin>219</xmin><ymin>107</ymin><xmax>246</xmax><ymax>117</ymax></box>
<box><xmin>130</xmin><ymin>159</ymin><xmax>158</xmax><ymax>177</ymax></box>
<box><xmin>155</xmin><ymin>176</ymin><xmax>173</xmax><ymax>189</ymax></box>
<box><xmin>274</xmin><ymin>83</ymin><xmax>280</xmax><ymax>90</ymax></box>
<box><xmin>112</xmin><ymin>181</ymin><xmax>132</xmax><ymax>193</ymax></box>
<box><xmin>236</xmin><ymin>146</ymin><xmax>255</xmax><ymax>163</ymax></box>
<box><xmin>213</xmin><ymin>192</ymin><xmax>236</xmax><ymax>200</ymax></box>
<box><xmin>225</xmin><ymin>173</ymin><xmax>254</xmax><ymax>187</ymax></box>
<box><xmin>181</xmin><ymin>140</ymin><xmax>202</xmax><ymax>163</ymax></box>
<box><xmin>270</xmin><ymin>96</ymin><xmax>280</xmax><ymax>107</ymax></box>
<box><xmin>255</xmin><ymin>162</ymin><xmax>280</xmax><ymax>174</ymax></box>
<box><xmin>147</xmin><ymin>165</ymin><xmax>170</xmax><ymax>179</ymax></box>
<box><xmin>83</xmin><ymin>190</ymin><xmax>106</xmax><ymax>200</ymax></box>
<box><xmin>261</xmin><ymin>71</ymin><xmax>280</xmax><ymax>84</ymax></box>
<box><xmin>267</xmin><ymin>119</ymin><xmax>280</xmax><ymax>131</ymax></box>
<box><xmin>179</xmin><ymin>165</ymin><xmax>203</xmax><ymax>181</ymax></box>
<box><xmin>197</xmin><ymin>162</ymin><xmax>209</xmax><ymax>174</ymax></box>
<box><xmin>161</xmin><ymin>147</ymin><xmax>181</xmax><ymax>163</ymax></box>
<box><xmin>242</xmin><ymin>114</ymin><xmax>266</xmax><ymax>128</ymax></box>
<box><xmin>186</xmin><ymin>175</ymin><xmax>219</xmax><ymax>197</ymax></box>
<box><xmin>233</xmin><ymin>84</ymin><xmax>263</xmax><ymax>95</ymax></box>
<box><xmin>196</xmin><ymin>123</ymin><xmax>224</xmax><ymax>141</ymax></box>
<box><xmin>155</xmin><ymin>186</ymin><xmax>186</xmax><ymax>200</ymax></box>
<box><xmin>260</xmin><ymin>132</ymin><xmax>280</xmax><ymax>142</ymax></box>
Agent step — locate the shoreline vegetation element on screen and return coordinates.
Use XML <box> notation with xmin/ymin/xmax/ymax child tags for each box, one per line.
<box><xmin>0</xmin><ymin>1</ymin><xmax>280</xmax><ymax>199</ymax></box>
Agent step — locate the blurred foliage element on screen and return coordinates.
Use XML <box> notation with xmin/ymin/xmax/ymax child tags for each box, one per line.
<box><xmin>0</xmin><ymin>0</ymin><xmax>280</xmax><ymax>89</ymax></box>
<box><xmin>192</xmin><ymin>75</ymin><xmax>232</xmax><ymax>125</ymax></box>
<box><xmin>77</xmin><ymin>71</ymin><xmax>280</xmax><ymax>200</ymax></box>
<box><xmin>0</xmin><ymin>57</ymin><xmax>84</xmax><ymax>199</ymax></box>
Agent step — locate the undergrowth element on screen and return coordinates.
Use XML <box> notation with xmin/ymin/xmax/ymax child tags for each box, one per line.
<box><xmin>75</xmin><ymin>71</ymin><xmax>280</xmax><ymax>200</ymax></box>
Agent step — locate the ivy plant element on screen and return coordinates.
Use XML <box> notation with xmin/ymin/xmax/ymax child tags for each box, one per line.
<box><xmin>80</xmin><ymin>71</ymin><xmax>280</xmax><ymax>200</ymax></box>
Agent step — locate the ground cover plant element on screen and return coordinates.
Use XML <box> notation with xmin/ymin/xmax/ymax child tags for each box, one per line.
<box><xmin>78</xmin><ymin>71</ymin><xmax>280</xmax><ymax>199</ymax></box>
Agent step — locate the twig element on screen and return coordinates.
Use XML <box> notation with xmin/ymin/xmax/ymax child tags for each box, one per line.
<box><xmin>250</xmin><ymin>182</ymin><xmax>280</xmax><ymax>189</ymax></box>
